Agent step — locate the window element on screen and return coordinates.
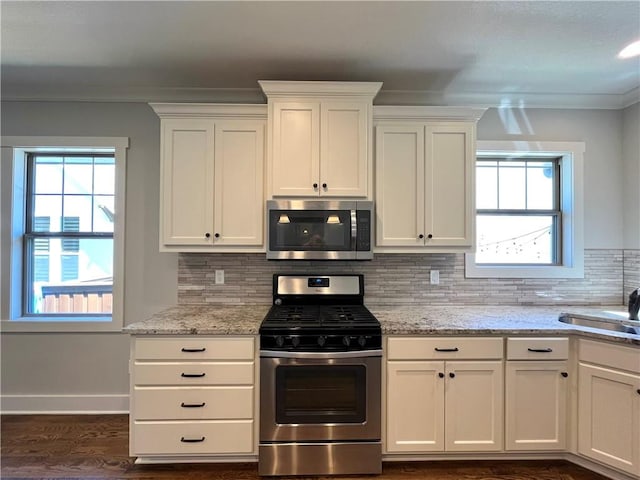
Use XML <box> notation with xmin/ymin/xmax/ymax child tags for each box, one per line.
<box><xmin>465</xmin><ymin>141</ymin><xmax>584</xmax><ymax>279</ymax></box>
<box><xmin>24</xmin><ymin>154</ymin><xmax>114</xmax><ymax>315</ymax></box>
<box><xmin>2</xmin><ymin>136</ymin><xmax>128</xmax><ymax>332</ymax></box>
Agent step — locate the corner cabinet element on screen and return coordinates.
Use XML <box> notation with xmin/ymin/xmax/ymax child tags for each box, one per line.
<box><xmin>374</xmin><ymin>107</ymin><xmax>486</xmax><ymax>252</ymax></box>
<box><xmin>577</xmin><ymin>339</ymin><xmax>640</xmax><ymax>477</ymax></box>
<box><xmin>129</xmin><ymin>336</ymin><xmax>258</xmax><ymax>461</ymax></box>
<box><xmin>151</xmin><ymin>104</ymin><xmax>267</xmax><ymax>252</ymax></box>
<box><xmin>386</xmin><ymin>337</ymin><xmax>504</xmax><ymax>453</ymax></box>
<box><xmin>259</xmin><ymin>81</ymin><xmax>382</xmax><ymax>198</ymax></box>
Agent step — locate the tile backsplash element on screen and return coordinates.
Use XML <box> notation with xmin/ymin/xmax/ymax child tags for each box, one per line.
<box><xmin>178</xmin><ymin>249</ymin><xmax>636</xmax><ymax>306</ymax></box>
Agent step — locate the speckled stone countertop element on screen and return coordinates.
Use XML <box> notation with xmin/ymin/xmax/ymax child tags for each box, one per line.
<box><xmin>124</xmin><ymin>304</ymin><xmax>640</xmax><ymax>345</ymax></box>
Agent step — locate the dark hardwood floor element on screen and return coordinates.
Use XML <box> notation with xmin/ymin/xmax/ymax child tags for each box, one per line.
<box><xmin>1</xmin><ymin>415</ymin><xmax>608</xmax><ymax>480</ymax></box>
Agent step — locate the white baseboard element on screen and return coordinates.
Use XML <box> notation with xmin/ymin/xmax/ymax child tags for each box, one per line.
<box><xmin>1</xmin><ymin>394</ymin><xmax>129</xmax><ymax>414</ymax></box>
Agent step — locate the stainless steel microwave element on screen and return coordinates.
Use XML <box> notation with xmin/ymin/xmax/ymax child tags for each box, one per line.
<box><xmin>266</xmin><ymin>200</ymin><xmax>373</xmax><ymax>260</ymax></box>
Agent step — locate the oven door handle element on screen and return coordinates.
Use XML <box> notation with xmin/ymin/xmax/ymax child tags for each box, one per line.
<box><xmin>260</xmin><ymin>349</ymin><xmax>382</xmax><ymax>359</ymax></box>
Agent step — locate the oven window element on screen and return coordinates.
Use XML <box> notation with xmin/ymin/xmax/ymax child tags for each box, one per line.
<box><xmin>269</xmin><ymin>210</ymin><xmax>352</xmax><ymax>251</ymax></box>
<box><xmin>275</xmin><ymin>365</ymin><xmax>367</xmax><ymax>424</ymax></box>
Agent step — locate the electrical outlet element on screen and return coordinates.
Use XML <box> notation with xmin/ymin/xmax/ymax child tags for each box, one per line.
<box><xmin>215</xmin><ymin>270</ymin><xmax>225</xmax><ymax>285</ymax></box>
<box><xmin>430</xmin><ymin>270</ymin><xmax>440</xmax><ymax>285</ymax></box>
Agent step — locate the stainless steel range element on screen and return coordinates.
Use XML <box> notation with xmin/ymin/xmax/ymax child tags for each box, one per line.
<box><xmin>258</xmin><ymin>274</ymin><xmax>382</xmax><ymax>477</ymax></box>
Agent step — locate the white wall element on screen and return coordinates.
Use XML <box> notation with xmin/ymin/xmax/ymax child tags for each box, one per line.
<box><xmin>1</xmin><ymin>102</ymin><xmax>177</xmax><ymax>411</ymax></box>
<box><xmin>477</xmin><ymin>107</ymin><xmax>624</xmax><ymax>249</ymax></box>
<box><xmin>0</xmin><ymin>101</ymin><xmax>631</xmax><ymax>411</ymax></box>
<box><xmin>622</xmin><ymin>102</ymin><xmax>640</xmax><ymax>249</ymax></box>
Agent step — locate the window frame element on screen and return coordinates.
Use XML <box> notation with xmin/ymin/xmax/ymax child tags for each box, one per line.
<box><xmin>1</xmin><ymin>136</ymin><xmax>128</xmax><ymax>332</ymax></box>
<box><xmin>465</xmin><ymin>141</ymin><xmax>585</xmax><ymax>279</ymax></box>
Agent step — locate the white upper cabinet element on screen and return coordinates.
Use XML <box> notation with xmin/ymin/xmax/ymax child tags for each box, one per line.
<box><xmin>152</xmin><ymin>104</ymin><xmax>267</xmax><ymax>252</ymax></box>
<box><xmin>374</xmin><ymin>107</ymin><xmax>485</xmax><ymax>252</ymax></box>
<box><xmin>260</xmin><ymin>81</ymin><xmax>381</xmax><ymax>198</ymax></box>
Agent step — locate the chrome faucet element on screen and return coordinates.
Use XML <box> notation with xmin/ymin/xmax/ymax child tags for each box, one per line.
<box><xmin>629</xmin><ymin>288</ymin><xmax>640</xmax><ymax>321</ymax></box>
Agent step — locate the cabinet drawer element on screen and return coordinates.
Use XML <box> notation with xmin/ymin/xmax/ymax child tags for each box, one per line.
<box><xmin>387</xmin><ymin>337</ymin><xmax>503</xmax><ymax>360</ymax></box>
<box><xmin>507</xmin><ymin>338</ymin><xmax>569</xmax><ymax>360</ymax></box>
<box><xmin>133</xmin><ymin>387</ymin><xmax>253</xmax><ymax>420</ymax></box>
<box><xmin>579</xmin><ymin>339</ymin><xmax>640</xmax><ymax>373</ymax></box>
<box><xmin>134</xmin><ymin>337</ymin><xmax>254</xmax><ymax>360</ymax></box>
<box><xmin>132</xmin><ymin>420</ymin><xmax>254</xmax><ymax>455</ymax></box>
<box><xmin>134</xmin><ymin>362</ymin><xmax>254</xmax><ymax>386</ymax></box>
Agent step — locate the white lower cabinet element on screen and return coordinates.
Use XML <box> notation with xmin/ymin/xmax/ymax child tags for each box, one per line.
<box><xmin>386</xmin><ymin>337</ymin><xmax>503</xmax><ymax>453</ymax></box>
<box><xmin>578</xmin><ymin>339</ymin><xmax>640</xmax><ymax>477</ymax></box>
<box><xmin>505</xmin><ymin>337</ymin><xmax>570</xmax><ymax>451</ymax></box>
<box><xmin>130</xmin><ymin>336</ymin><xmax>257</xmax><ymax>459</ymax></box>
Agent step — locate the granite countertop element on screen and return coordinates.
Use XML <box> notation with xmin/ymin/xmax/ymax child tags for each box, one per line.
<box><xmin>124</xmin><ymin>304</ymin><xmax>640</xmax><ymax>345</ymax></box>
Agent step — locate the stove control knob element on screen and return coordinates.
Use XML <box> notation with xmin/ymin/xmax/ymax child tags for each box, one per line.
<box><xmin>275</xmin><ymin>336</ymin><xmax>285</xmax><ymax>348</ymax></box>
<box><xmin>291</xmin><ymin>336</ymin><xmax>300</xmax><ymax>348</ymax></box>
<box><xmin>358</xmin><ymin>336</ymin><xmax>367</xmax><ymax>347</ymax></box>
<box><xmin>317</xmin><ymin>336</ymin><xmax>326</xmax><ymax>347</ymax></box>
<box><xmin>274</xmin><ymin>298</ymin><xmax>282</xmax><ymax>306</ymax></box>
<box><xmin>342</xmin><ymin>336</ymin><xmax>352</xmax><ymax>347</ymax></box>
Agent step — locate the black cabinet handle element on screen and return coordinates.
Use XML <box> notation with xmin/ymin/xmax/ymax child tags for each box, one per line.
<box><xmin>438</xmin><ymin>372</ymin><xmax>445</xmax><ymax>378</ymax></box>
<box><xmin>181</xmin><ymin>372</ymin><xmax>206</xmax><ymax>378</ymax></box>
<box><xmin>637</xmin><ymin>389</ymin><xmax>640</xmax><ymax>395</ymax></box>
<box><xmin>214</xmin><ymin>233</ymin><xmax>220</xmax><ymax>238</ymax></box>
<box><xmin>180</xmin><ymin>436</ymin><xmax>205</xmax><ymax>443</ymax></box>
<box><xmin>449</xmin><ymin>372</ymin><xmax>456</xmax><ymax>378</ymax></box>
<box><xmin>418</xmin><ymin>234</ymin><xmax>424</xmax><ymax>239</ymax></box>
<box><xmin>427</xmin><ymin>234</ymin><xmax>433</xmax><ymax>239</ymax></box>
<box><xmin>322</xmin><ymin>183</ymin><xmax>327</xmax><ymax>189</ymax></box>
<box><xmin>528</xmin><ymin>348</ymin><xmax>553</xmax><ymax>353</ymax></box>
<box><xmin>205</xmin><ymin>233</ymin><xmax>211</xmax><ymax>238</ymax></box>
<box><xmin>435</xmin><ymin>347</ymin><xmax>459</xmax><ymax>352</ymax></box>
<box><xmin>313</xmin><ymin>183</ymin><xmax>318</xmax><ymax>188</ymax></box>
<box><xmin>181</xmin><ymin>402</ymin><xmax>206</xmax><ymax>408</ymax></box>
<box><xmin>561</xmin><ymin>372</ymin><xmax>569</xmax><ymax>378</ymax></box>
<box><xmin>181</xmin><ymin>347</ymin><xmax>206</xmax><ymax>353</ymax></box>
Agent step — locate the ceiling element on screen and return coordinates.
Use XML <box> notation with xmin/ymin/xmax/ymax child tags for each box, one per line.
<box><xmin>2</xmin><ymin>1</ymin><xmax>639</xmax><ymax>109</ymax></box>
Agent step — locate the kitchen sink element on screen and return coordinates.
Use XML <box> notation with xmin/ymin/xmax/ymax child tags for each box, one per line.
<box><xmin>559</xmin><ymin>314</ymin><xmax>640</xmax><ymax>335</ymax></box>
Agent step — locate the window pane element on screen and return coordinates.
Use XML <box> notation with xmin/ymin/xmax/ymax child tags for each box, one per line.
<box><xmin>94</xmin><ymin>161</ymin><xmax>115</xmax><ymax>195</ymax></box>
<box><xmin>33</xmin><ymin>195</ymin><xmax>62</xmax><ymax>232</ymax></box>
<box><xmin>498</xmin><ymin>162</ymin><xmax>526</xmax><ymax>209</ymax></box>
<box><xmin>476</xmin><ymin>215</ymin><xmax>555</xmax><ymax>264</ymax></box>
<box><xmin>526</xmin><ymin>162</ymin><xmax>555</xmax><ymax>209</ymax></box>
<box><xmin>477</xmin><ymin>162</ymin><xmax>498</xmax><ymax>209</ymax></box>
<box><xmin>27</xmin><ymin>237</ymin><xmax>113</xmax><ymax>315</ymax></box>
<box><xmin>63</xmin><ymin>158</ymin><xmax>93</xmax><ymax>194</ymax></box>
<box><xmin>63</xmin><ymin>196</ymin><xmax>93</xmax><ymax>231</ymax></box>
<box><xmin>93</xmin><ymin>195</ymin><xmax>115</xmax><ymax>232</ymax></box>
<box><xmin>34</xmin><ymin>158</ymin><xmax>63</xmax><ymax>194</ymax></box>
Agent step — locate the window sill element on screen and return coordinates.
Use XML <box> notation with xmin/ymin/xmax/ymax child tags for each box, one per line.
<box><xmin>464</xmin><ymin>253</ymin><xmax>585</xmax><ymax>279</ymax></box>
<box><xmin>1</xmin><ymin>316</ymin><xmax>123</xmax><ymax>333</ymax></box>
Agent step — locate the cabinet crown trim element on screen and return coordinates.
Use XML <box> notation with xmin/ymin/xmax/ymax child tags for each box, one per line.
<box><xmin>150</xmin><ymin>103</ymin><xmax>267</xmax><ymax>119</ymax></box>
<box><xmin>373</xmin><ymin>105</ymin><xmax>487</xmax><ymax>122</ymax></box>
<box><xmin>258</xmin><ymin>80</ymin><xmax>382</xmax><ymax>99</ymax></box>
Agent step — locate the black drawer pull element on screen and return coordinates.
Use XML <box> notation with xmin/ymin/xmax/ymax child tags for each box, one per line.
<box><xmin>181</xmin><ymin>347</ymin><xmax>206</xmax><ymax>353</ymax></box>
<box><xmin>181</xmin><ymin>372</ymin><xmax>206</xmax><ymax>378</ymax></box>
<box><xmin>435</xmin><ymin>347</ymin><xmax>459</xmax><ymax>352</ymax></box>
<box><xmin>180</xmin><ymin>436</ymin><xmax>205</xmax><ymax>443</ymax></box>
<box><xmin>181</xmin><ymin>402</ymin><xmax>206</xmax><ymax>408</ymax></box>
<box><xmin>528</xmin><ymin>348</ymin><xmax>553</xmax><ymax>353</ymax></box>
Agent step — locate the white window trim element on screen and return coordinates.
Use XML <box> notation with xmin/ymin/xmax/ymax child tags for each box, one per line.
<box><xmin>465</xmin><ymin>140</ymin><xmax>585</xmax><ymax>279</ymax></box>
<box><xmin>1</xmin><ymin>136</ymin><xmax>128</xmax><ymax>332</ymax></box>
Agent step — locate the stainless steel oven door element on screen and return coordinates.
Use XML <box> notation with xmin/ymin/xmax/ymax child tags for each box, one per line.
<box><xmin>260</xmin><ymin>350</ymin><xmax>381</xmax><ymax>443</ymax></box>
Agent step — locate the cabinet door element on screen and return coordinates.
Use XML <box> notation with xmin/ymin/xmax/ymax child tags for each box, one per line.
<box><xmin>505</xmin><ymin>361</ymin><xmax>568</xmax><ymax>451</ymax></box>
<box><xmin>386</xmin><ymin>361</ymin><xmax>444</xmax><ymax>452</ymax></box>
<box><xmin>271</xmin><ymin>101</ymin><xmax>320</xmax><ymax>196</ymax></box>
<box><xmin>214</xmin><ymin>120</ymin><xmax>265</xmax><ymax>245</ymax></box>
<box><xmin>161</xmin><ymin>119</ymin><xmax>215</xmax><ymax>245</ymax></box>
<box><xmin>578</xmin><ymin>363</ymin><xmax>640</xmax><ymax>476</ymax></box>
<box><xmin>424</xmin><ymin>123</ymin><xmax>474</xmax><ymax>247</ymax></box>
<box><xmin>375</xmin><ymin>125</ymin><xmax>425</xmax><ymax>246</ymax></box>
<box><xmin>445</xmin><ymin>361</ymin><xmax>503</xmax><ymax>452</ymax></box>
<box><xmin>320</xmin><ymin>101</ymin><xmax>368</xmax><ymax>197</ymax></box>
